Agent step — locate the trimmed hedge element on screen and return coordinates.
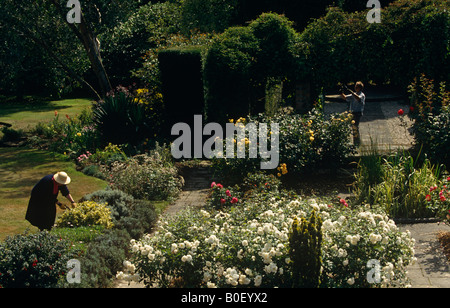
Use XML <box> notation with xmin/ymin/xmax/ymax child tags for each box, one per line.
<box><xmin>300</xmin><ymin>0</ymin><xmax>450</xmax><ymax>91</ymax></box>
<box><xmin>203</xmin><ymin>13</ymin><xmax>308</xmax><ymax>123</ymax></box>
<box><xmin>158</xmin><ymin>46</ymin><xmax>206</xmax><ymax>132</ymax></box>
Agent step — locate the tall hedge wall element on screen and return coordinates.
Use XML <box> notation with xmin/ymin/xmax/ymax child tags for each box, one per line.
<box><xmin>158</xmin><ymin>46</ymin><xmax>205</xmax><ymax>133</ymax></box>
<box><xmin>300</xmin><ymin>0</ymin><xmax>450</xmax><ymax>91</ymax></box>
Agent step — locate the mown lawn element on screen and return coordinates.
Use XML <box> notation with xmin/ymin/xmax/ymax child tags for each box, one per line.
<box><xmin>0</xmin><ymin>147</ymin><xmax>107</xmax><ymax>240</ymax></box>
<box><xmin>0</xmin><ymin>98</ymin><xmax>93</xmax><ymax>130</ymax></box>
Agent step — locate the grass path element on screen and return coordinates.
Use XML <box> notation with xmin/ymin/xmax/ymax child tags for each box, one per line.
<box><xmin>0</xmin><ymin>98</ymin><xmax>93</xmax><ymax>130</ymax></box>
<box><xmin>0</xmin><ymin>147</ymin><xmax>107</xmax><ymax>240</ymax></box>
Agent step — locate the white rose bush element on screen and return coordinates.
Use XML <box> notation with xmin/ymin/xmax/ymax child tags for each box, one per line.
<box><xmin>117</xmin><ymin>191</ymin><xmax>415</xmax><ymax>288</ymax></box>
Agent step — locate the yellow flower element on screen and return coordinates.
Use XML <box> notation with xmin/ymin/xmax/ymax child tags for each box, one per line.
<box><xmin>277</xmin><ymin>173</ymin><xmax>281</xmax><ymax>177</ymax></box>
<box><xmin>351</xmin><ymin>120</ymin><xmax>356</xmax><ymax>125</ymax></box>
<box><xmin>310</xmin><ymin>136</ymin><xmax>315</xmax><ymax>142</ymax></box>
<box><xmin>229</xmin><ymin>119</ymin><xmax>234</xmax><ymax>123</ymax></box>
<box><xmin>76</xmin><ymin>132</ymin><xmax>82</xmax><ymax>137</ymax></box>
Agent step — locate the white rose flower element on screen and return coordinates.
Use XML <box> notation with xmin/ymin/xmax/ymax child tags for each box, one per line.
<box><xmin>254</xmin><ymin>275</ymin><xmax>262</xmax><ymax>287</ymax></box>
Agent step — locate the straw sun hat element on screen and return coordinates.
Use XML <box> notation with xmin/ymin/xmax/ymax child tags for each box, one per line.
<box><xmin>54</xmin><ymin>171</ymin><xmax>71</xmax><ymax>185</ymax></box>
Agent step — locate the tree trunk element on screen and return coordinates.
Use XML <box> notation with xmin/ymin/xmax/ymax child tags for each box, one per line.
<box><xmin>50</xmin><ymin>0</ymin><xmax>112</xmax><ymax>98</ymax></box>
<box><xmin>76</xmin><ymin>13</ymin><xmax>112</xmax><ymax>97</ymax></box>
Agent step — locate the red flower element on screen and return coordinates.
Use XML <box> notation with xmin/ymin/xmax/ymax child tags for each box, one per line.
<box><xmin>397</xmin><ymin>109</ymin><xmax>404</xmax><ymax>116</ymax></box>
<box><xmin>220</xmin><ymin>198</ymin><xmax>226</xmax><ymax>204</ymax></box>
<box><xmin>426</xmin><ymin>194</ymin><xmax>432</xmax><ymax>201</ymax></box>
<box><xmin>338</xmin><ymin>198</ymin><xmax>348</xmax><ymax>207</ymax></box>
<box><xmin>231</xmin><ymin>197</ymin><xmax>238</xmax><ymax>204</ymax></box>
<box><xmin>32</xmin><ymin>259</ymin><xmax>38</xmax><ymax>267</ymax></box>
<box><xmin>226</xmin><ymin>190</ymin><xmax>231</xmax><ymax>197</ymax></box>
<box><xmin>447</xmin><ymin>177</ymin><xmax>450</xmax><ymax>182</ymax></box>
<box><xmin>440</xmin><ymin>196</ymin><xmax>447</xmax><ymax>202</ymax></box>
<box><xmin>211</xmin><ymin>182</ymin><xmax>216</xmax><ymax>188</ymax></box>
<box><xmin>409</xmin><ymin>106</ymin><xmax>414</xmax><ymax>112</ymax></box>
<box><xmin>217</xmin><ymin>184</ymin><xmax>223</xmax><ymax>189</ymax></box>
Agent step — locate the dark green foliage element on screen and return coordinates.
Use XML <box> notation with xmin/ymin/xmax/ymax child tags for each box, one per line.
<box><xmin>204</xmin><ymin>26</ymin><xmax>259</xmax><ymax>123</ymax></box>
<box><xmin>180</xmin><ymin>0</ymin><xmax>239</xmax><ymax>33</ymax></box>
<box><xmin>289</xmin><ymin>210</ymin><xmax>323</xmax><ymax>288</ymax></box>
<box><xmin>77</xmin><ymin>229</ymin><xmax>131</xmax><ymax>288</ymax></box>
<box><xmin>204</xmin><ymin>13</ymin><xmax>306</xmax><ymax>123</ymax></box>
<box><xmin>408</xmin><ymin>76</ymin><xmax>450</xmax><ymax>167</ymax></box>
<box><xmin>81</xmin><ymin>188</ymin><xmax>135</xmax><ymax>221</ymax></box>
<box><xmin>249</xmin><ymin>12</ymin><xmax>302</xmax><ymax>81</ymax></box>
<box><xmin>115</xmin><ymin>199</ymin><xmax>158</xmax><ymax>240</ymax></box>
<box><xmin>300</xmin><ymin>0</ymin><xmax>450</xmax><ymax>91</ymax></box>
<box><xmin>0</xmin><ymin>231</ymin><xmax>76</xmax><ymax>288</ymax></box>
<box><xmin>92</xmin><ymin>87</ymin><xmax>151</xmax><ymax>146</ymax></box>
<box><xmin>101</xmin><ymin>2</ymin><xmax>182</xmax><ymax>85</ymax></box>
<box><xmin>158</xmin><ymin>46</ymin><xmax>206</xmax><ymax>133</ymax></box>
<box><xmin>66</xmin><ymin>193</ymin><xmax>157</xmax><ymax>287</ymax></box>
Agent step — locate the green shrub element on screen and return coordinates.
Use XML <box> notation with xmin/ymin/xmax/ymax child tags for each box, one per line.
<box><xmin>55</xmin><ymin>201</ymin><xmax>114</xmax><ymax>229</ymax></box>
<box><xmin>207</xmin><ymin>182</ymin><xmax>241</xmax><ymax>209</ymax></box>
<box><xmin>300</xmin><ymin>0</ymin><xmax>450</xmax><ymax>90</ymax></box>
<box><xmin>114</xmin><ymin>199</ymin><xmax>158</xmax><ymax>240</ymax></box>
<box><xmin>242</xmin><ymin>171</ymin><xmax>281</xmax><ymax>195</ymax></box>
<box><xmin>354</xmin><ymin>152</ymin><xmax>444</xmax><ymax>218</ymax></box>
<box><xmin>32</xmin><ymin>109</ymin><xmax>100</xmax><ymax>160</ymax></box>
<box><xmin>211</xmin><ymin>108</ymin><xmax>355</xmax><ymax>181</ymax></box>
<box><xmin>408</xmin><ymin>76</ymin><xmax>450</xmax><ymax>167</ymax></box>
<box><xmin>0</xmin><ymin>126</ymin><xmax>24</xmax><ymax>143</ymax></box>
<box><xmin>0</xmin><ymin>231</ymin><xmax>75</xmax><ymax>288</ymax></box>
<box><xmin>204</xmin><ymin>13</ymin><xmax>308</xmax><ymax>123</ymax></box>
<box><xmin>204</xmin><ymin>26</ymin><xmax>260</xmax><ymax>123</ymax></box>
<box><xmin>158</xmin><ymin>46</ymin><xmax>206</xmax><ymax>132</ymax></box>
<box><xmin>289</xmin><ymin>210</ymin><xmax>323</xmax><ymax>288</ymax></box>
<box><xmin>77</xmin><ymin>229</ymin><xmax>131</xmax><ymax>288</ymax></box>
<box><xmin>109</xmin><ymin>148</ymin><xmax>183</xmax><ymax>202</ymax></box>
<box><xmin>426</xmin><ymin>177</ymin><xmax>450</xmax><ymax>223</ymax></box>
<box><xmin>82</xmin><ymin>188</ymin><xmax>134</xmax><ymax>221</ymax></box>
<box><xmin>92</xmin><ymin>86</ymin><xmax>151</xmax><ymax>146</ymax></box>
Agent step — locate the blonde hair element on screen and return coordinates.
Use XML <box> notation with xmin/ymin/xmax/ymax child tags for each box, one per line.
<box><xmin>355</xmin><ymin>81</ymin><xmax>364</xmax><ymax>90</ymax></box>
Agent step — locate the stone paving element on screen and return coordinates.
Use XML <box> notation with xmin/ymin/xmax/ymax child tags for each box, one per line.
<box><xmin>162</xmin><ymin>162</ymin><xmax>212</xmax><ymax>217</ymax></box>
<box><xmin>399</xmin><ymin>223</ymin><xmax>450</xmax><ymax>288</ymax></box>
<box><xmin>324</xmin><ymin>99</ymin><xmax>414</xmax><ymax>154</ymax></box>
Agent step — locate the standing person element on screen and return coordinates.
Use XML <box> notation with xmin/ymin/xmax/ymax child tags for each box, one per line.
<box><xmin>25</xmin><ymin>172</ymin><xmax>77</xmax><ymax>231</ymax></box>
<box><xmin>341</xmin><ymin>81</ymin><xmax>366</xmax><ymax>145</ymax></box>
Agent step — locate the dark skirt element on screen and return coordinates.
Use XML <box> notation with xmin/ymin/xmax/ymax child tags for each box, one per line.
<box><xmin>25</xmin><ymin>194</ymin><xmax>57</xmax><ymax>231</ymax></box>
<box><xmin>25</xmin><ymin>175</ymin><xmax>69</xmax><ymax>231</ymax></box>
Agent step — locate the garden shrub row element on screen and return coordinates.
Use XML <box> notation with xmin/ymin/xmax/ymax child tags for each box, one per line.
<box><xmin>211</xmin><ymin>107</ymin><xmax>355</xmax><ymax>182</ymax></box>
<box><xmin>301</xmin><ymin>0</ymin><xmax>450</xmax><ymax>91</ymax></box>
<box><xmin>118</xmin><ymin>184</ymin><xmax>416</xmax><ymax>288</ymax></box>
<box><xmin>0</xmin><ymin>187</ymin><xmax>159</xmax><ymax>288</ymax></box>
<box><xmin>158</xmin><ymin>46</ymin><xmax>205</xmax><ymax>131</ymax></box>
<box><xmin>353</xmin><ymin>150</ymin><xmax>449</xmax><ymax>220</ymax></box>
<box><xmin>408</xmin><ymin>75</ymin><xmax>450</xmax><ymax>167</ymax></box>
<box><xmin>0</xmin><ymin>144</ymin><xmax>181</xmax><ymax>288</ymax></box>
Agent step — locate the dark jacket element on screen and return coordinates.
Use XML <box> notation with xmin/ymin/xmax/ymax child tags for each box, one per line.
<box><xmin>25</xmin><ymin>175</ymin><xmax>70</xmax><ymax>230</ymax></box>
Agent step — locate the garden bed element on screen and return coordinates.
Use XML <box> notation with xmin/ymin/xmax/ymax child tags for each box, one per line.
<box><xmin>437</xmin><ymin>231</ymin><xmax>450</xmax><ymax>263</ymax></box>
